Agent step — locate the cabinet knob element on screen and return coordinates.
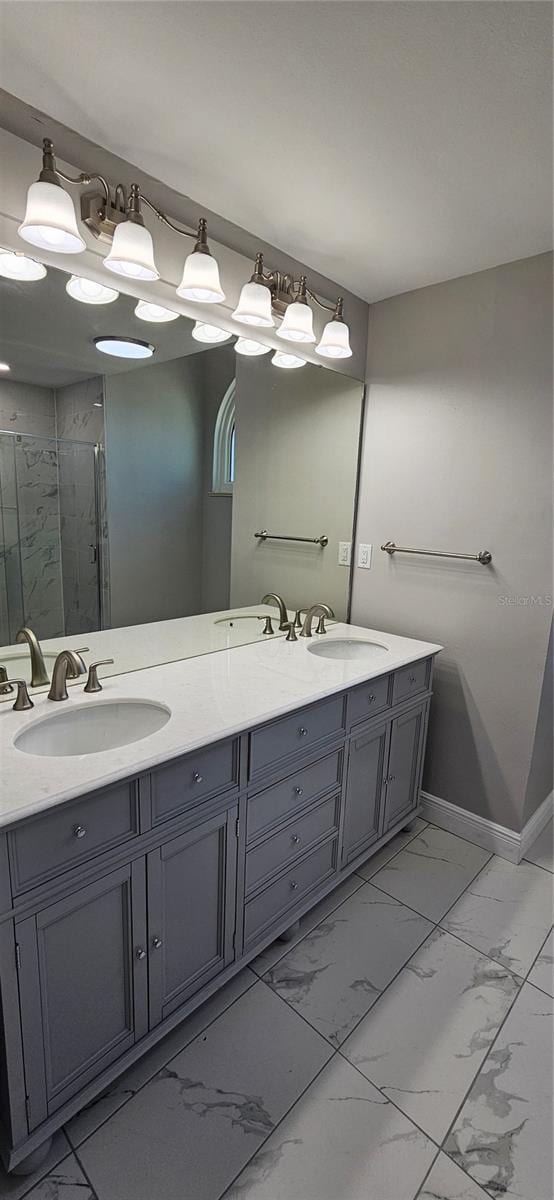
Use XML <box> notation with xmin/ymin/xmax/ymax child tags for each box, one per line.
<box><xmin>294</xmin><ymin>786</ymin><xmax>304</xmax><ymax>796</ymax></box>
<box><xmin>152</xmin><ymin>937</ymin><xmax>163</xmax><ymax>950</ymax></box>
<box><xmin>298</xmin><ymin>727</ymin><xmax>308</xmax><ymax>737</ymax></box>
<box><xmin>409</xmin><ymin>675</ymin><xmax>417</xmax><ymax>684</ymax></box>
<box><xmin>291</xmin><ymin>834</ymin><xmax>301</xmax><ymax>845</ymax></box>
<box><xmin>135</xmin><ymin>947</ymin><xmax>146</xmax><ymax>960</ymax></box>
<box><xmin>73</xmin><ymin>825</ymin><xmax>87</xmax><ymax>839</ymax></box>
<box><xmin>290</xmin><ymin>880</ymin><xmax>299</xmax><ymax>890</ymax></box>
<box><xmin>368</xmin><ymin>693</ymin><xmax>376</xmax><ymax>703</ymax></box>
<box><xmin>387</xmin><ymin>774</ymin><xmax>396</xmax><ymax>783</ymax></box>
<box><xmin>192</xmin><ymin>772</ymin><xmax>203</xmax><ymax>784</ymax></box>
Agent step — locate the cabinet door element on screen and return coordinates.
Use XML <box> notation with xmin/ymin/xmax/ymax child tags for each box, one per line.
<box><xmin>342</xmin><ymin>722</ymin><xmax>389</xmax><ymax>866</ymax></box>
<box><xmin>16</xmin><ymin>862</ymin><xmax>148</xmax><ymax>1129</ymax></box>
<box><xmin>147</xmin><ymin>805</ymin><xmax>237</xmax><ymax>1026</ymax></box>
<box><xmin>381</xmin><ymin>701</ymin><xmax>428</xmax><ymax>834</ymax></box>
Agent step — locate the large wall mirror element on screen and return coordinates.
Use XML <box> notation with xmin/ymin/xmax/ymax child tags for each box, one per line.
<box><xmin>0</xmin><ymin>263</ymin><xmax>364</xmax><ymax>690</ymax></box>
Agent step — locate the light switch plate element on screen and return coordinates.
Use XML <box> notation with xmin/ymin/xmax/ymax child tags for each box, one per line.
<box><xmin>357</xmin><ymin>543</ymin><xmax>372</xmax><ymax>569</ymax></box>
<box><xmin>338</xmin><ymin>541</ymin><xmax>351</xmax><ymax>567</ymax></box>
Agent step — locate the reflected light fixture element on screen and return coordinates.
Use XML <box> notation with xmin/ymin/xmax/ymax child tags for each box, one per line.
<box><xmin>0</xmin><ymin>250</ymin><xmax>47</xmax><ymax>281</ymax></box>
<box><xmin>235</xmin><ymin>338</ymin><xmax>271</xmax><ymax>357</ymax></box>
<box><xmin>176</xmin><ymin>219</ymin><xmax>225</xmax><ymax>303</ymax></box>
<box><xmin>103</xmin><ymin>185</ymin><xmax>159</xmax><ymax>281</ymax></box>
<box><xmin>66</xmin><ymin>275</ymin><xmax>119</xmax><ymax>304</ymax></box>
<box><xmin>135</xmin><ymin>300</ymin><xmax>179</xmax><ymax>322</ymax></box>
<box><xmin>192</xmin><ymin>322</ymin><xmax>232</xmax><ymax>344</ymax></box>
<box><xmin>94</xmin><ymin>336</ymin><xmax>154</xmax><ymax>359</ymax></box>
<box><xmin>272</xmin><ymin>351</ymin><xmax>306</xmax><ymax>369</ymax></box>
<box><xmin>232</xmin><ymin>254</ymin><xmax>274</xmax><ymax>327</ymax></box>
<box><xmin>0</xmin><ymin>363</ymin><xmax>10</xmax><ymax>372</ymax></box>
<box><xmin>315</xmin><ymin>298</ymin><xmax>352</xmax><ymax>359</ymax></box>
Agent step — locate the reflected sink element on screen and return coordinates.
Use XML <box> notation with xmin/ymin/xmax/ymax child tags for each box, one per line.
<box><xmin>214</xmin><ymin>614</ymin><xmax>268</xmax><ymax>630</ymax></box>
<box><xmin>307</xmin><ymin>638</ymin><xmax>389</xmax><ymax>662</ymax></box>
<box><xmin>14</xmin><ymin>699</ymin><xmax>171</xmax><ymax>757</ymax></box>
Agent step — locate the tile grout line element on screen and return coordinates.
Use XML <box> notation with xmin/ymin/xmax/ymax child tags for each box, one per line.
<box><xmin>353</xmin><ymin>817</ymin><xmax>430</xmax><ymax>884</ymax></box>
<box><xmin>70</xmin><ymin>1144</ymin><xmax>100</xmax><ymax>1200</ymax></box>
<box><xmin>248</xmin><ymin>873</ymin><xmax>368</xmax><ymax>979</ymax></box>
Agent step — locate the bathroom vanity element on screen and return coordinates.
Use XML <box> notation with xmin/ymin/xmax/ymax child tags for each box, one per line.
<box><xmin>0</xmin><ymin>625</ymin><xmax>440</xmax><ymax>1172</ymax></box>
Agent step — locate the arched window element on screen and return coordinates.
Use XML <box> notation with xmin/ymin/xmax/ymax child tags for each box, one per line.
<box><xmin>212</xmin><ymin>380</ymin><xmax>236</xmax><ymax>494</ymax></box>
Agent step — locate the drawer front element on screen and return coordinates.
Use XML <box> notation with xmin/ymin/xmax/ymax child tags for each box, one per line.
<box><xmin>347</xmin><ymin>674</ymin><xmax>391</xmax><ymax>727</ymax></box>
<box><xmin>150</xmin><ymin>739</ymin><xmax>239</xmax><ymax>826</ymax></box>
<box><xmin>8</xmin><ymin>782</ymin><xmax>140</xmax><ymax>895</ymax></box>
<box><xmin>249</xmin><ymin>695</ymin><xmax>344</xmax><ymax>780</ymax></box>
<box><xmin>392</xmin><ymin>659</ymin><xmax>430</xmax><ymax>705</ymax></box>
<box><xmin>244</xmin><ymin>838</ymin><xmax>338</xmax><ymax>947</ymax></box>
<box><xmin>247</xmin><ymin>750</ymin><xmax>342</xmax><ymax>843</ymax></box>
<box><xmin>246</xmin><ymin>795</ymin><xmax>340</xmax><ymax>895</ymax></box>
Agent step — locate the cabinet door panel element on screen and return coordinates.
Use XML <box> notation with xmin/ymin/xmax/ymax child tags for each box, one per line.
<box><xmin>148</xmin><ymin>806</ymin><xmax>237</xmax><ymax>1026</ymax></box>
<box><xmin>381</xmin><ymin>702</ymin><xmax>427</xmax><ymax>834</ymax></box>
<box><xmin>342</xmin><ymin>723</ymin><xmax>389</xmax><ymax>866</ymax></box>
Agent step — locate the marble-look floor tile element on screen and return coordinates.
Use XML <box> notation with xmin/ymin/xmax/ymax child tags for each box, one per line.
<box><xmin>527</xmin><ymin>927</ymin><xmax>553</xmax><ymax>997</ymax></box>
<box><xmin>370</xmin><ymin>827</ymin><xmax>491</xmax><ymax>922</ymax></box>
<box><xmin>65</xmin><ymin>967</ymin><xmax>257</xmax><ymax>1147</ymax></box>
<box><xmin>224</xmin><ymin>1054</ymin><xmax>435</xmax><ymax>1200</ymax></box>
<box><xmin>264</xmin><ymin>882</ymin><xmax>432</xmax><ymax>1046</ymax></box>
<box><xmin>419</xmin><ymin>1152</ymin><xmax>491</xmax><ymax>1200</ymax></box>
<box><xmin>11</xmin><ymin>1155</ymin><xmax>94</xmax><ymax>1200</ymax></box>
<box><xmin>78</xmin><ymin>980</ymin><xmax>332</xmax><ymax>1200</ymax></box>
<box><xmin>445</xmin><ymin>983</ymin><xmax>553</xmax><ymax>1200</ymax></box>
<box><xmin>524</xmin><ymin>817</ymin><xmax>554</xmax><ymax>873</ymax></box>
<box><xmin>342</xmin><ymin>928</ymin><xmax>520</xmax><ymax>1142</ymax></box>
<box><xmin>0</xmin><ymin>1133</ymin><xmax>71</xmax><ymax>1200</ymax></box>
<box><xmin>442</xmin><ymin>856</ymin><xmax>553</xmax><ymax>976</ymax></box>
<box><xmin>250</xmin><ymin>873</ymin><xmax>364</xmax><ymax>976</ymax></box>
<box><xmin>356</xmin><ymin>817</ymin><xmax>428</xmax><ymax>880</ymax></box>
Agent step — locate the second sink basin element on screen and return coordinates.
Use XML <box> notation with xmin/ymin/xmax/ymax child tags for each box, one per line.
<box><xmin>14</xmin><ymin>699</ymin><xmax>171</xmax><ymax>757</ymax></box>
<box><xmin>307</xmin><ymin>638</ymin><xmax>389</xmax><ymax>662</ymax></box>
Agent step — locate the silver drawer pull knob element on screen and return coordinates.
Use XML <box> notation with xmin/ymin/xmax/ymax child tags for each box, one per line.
<box><xmin>152</xmin><ymin>937</ymin><xmax>163</xmax><ymax>950</ymax></box>
<box><xmin>368</xmin><ymin>694</ymin><xmax>376</xmax><ymax>703</ymax></box>
<box><xmin>73</xmin><ymin>825</ymin><xmax>87</xmax><ymax>839</ymax></box>
<box><xmin>294</xmin><ymin>786</ymin><xmax>304</xmax><ymax>796</ymax></box>
<box><xmin>192</xmin><ymin>772</ymin><xmax>203</xmax><ymax>784</ymax></box>
<box><xmin>409</xmin><ymin>675</ymin><xmax>416</xmax><ymax>684</ymax></box>
<box><xmin>290</xmin><ymin>880</ymin><xmax>299</xmax><ymax>890</ymax></box>
<box><xmin>291</xmin><ymin>834</ymin><xmax>301</xmax><ymax>845</ymax></box>
<box><xmin>135</xmin><ymin>947</ymin><xmax>146</xmax><ymax>960</ymax></box>
<box><xmin>388</xmin><ymin>774</ymin><xmax>396</xmax><ymax>783</ymax></box>
<box><xmin>298</xmin><ymin>727</ymin><xmax>308</xmax><ymax>737</ymax></box>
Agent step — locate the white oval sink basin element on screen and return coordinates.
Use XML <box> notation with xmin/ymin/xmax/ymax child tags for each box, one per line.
<box><xmin>14</xmin><ymin>700</ymin><xmax>171</xmax><ymax>757</ymax></box>
<box><xmin>307</xmin><ymin>638</ymin><xmax>389</xmax><ymax>662</ymax></box>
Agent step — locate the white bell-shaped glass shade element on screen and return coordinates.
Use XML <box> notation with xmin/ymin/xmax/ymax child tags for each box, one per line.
<box><xmin>235</xmin><ymin>337</ymin><xmax>271</xmax><ymax>357</ymax></box>
<box><xmin>192</xmin><ymin>322</ymin><xmax>232</xmax><ymax>344</ymax></box>
<box><xmin>232</xmin><ymin>281</ymin><xmax>274</xmax><ymax>327</ymax></box>
<box><xmin>135</xmin><ymin>300</ymin><xmax>179</xmax><ymax>322</ymax></box>
<box><xmin>18</xmin><ymin>180</ymin><xmax>86</xmax><ymax>254</ymax></box>
<box><xmin>0</xmin><ymin>251</ymin><xmax>47</xmax><ymax>281</ymax></box>
<box><xmin>176</xmin><ymin>251</ymin><xmax>225</xmax><ymax>303</ymax></box>
<box><xmin>103</xmin><ymin>220</ymin><xmax>159</xmax><ymax>281</ymax></box>
<box><xmin>0</xmin><ymin>363</ymin><xmax>10</xmax><ymax>372</ymax></box>
<box><xmin>272</xmin><ymin>351</ymin><xmax>306</xmax><ymax>369</ymax></box>
<box><xmin>276</xmin><ymin>301</ymin><xmax>315</xmax><ymax>343</ymax></box>
<box><xmin>66</xmin><ymin>275</ymin><xmax>119</xmax><ymax>305</ymax></box>
<box><xmin>316</xmin><ymin>318</ymin><xmax>352</xmax><ymax>359</ymax></box>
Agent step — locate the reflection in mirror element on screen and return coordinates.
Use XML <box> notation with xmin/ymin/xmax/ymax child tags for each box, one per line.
<box><xmin>0</xmin><ymin>263</ymin><xmax>364</xmax><ymax>691</ymax></box>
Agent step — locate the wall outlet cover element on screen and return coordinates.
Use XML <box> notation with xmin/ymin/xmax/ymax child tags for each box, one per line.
<box><xmin>338</xmin><ymin>541</ymin><xmax>351</xmax><ymax>566</ymax></box>
<box><xmin>357</xmin><ymin>543</ymin><xmax>372</xmax><ymax>569</ymax></box>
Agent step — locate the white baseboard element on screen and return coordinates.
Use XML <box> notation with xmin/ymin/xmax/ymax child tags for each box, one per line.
<box><xmin>419</xmin><ymin>789</ymin><xmax>554</xmax><ymax>864</ymax></box>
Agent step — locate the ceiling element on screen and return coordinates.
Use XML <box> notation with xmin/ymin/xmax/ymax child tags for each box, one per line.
<box><xmin>0</xmin><ymin>2</ymin><xmax>551</xmax><ymax>302</ymax></box>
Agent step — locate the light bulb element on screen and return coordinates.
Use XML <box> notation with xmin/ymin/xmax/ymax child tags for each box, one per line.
<box><xmin>0</xmin><ymin>251</ymin><xmax>47</xmax><ymax>281</ymax></box>
<box><xmin>277</xmin><ymin>301</ymin><xmax>315</xmax><ymax>344</ymax></box>
<box><xmin>192</xmin><ymin>322</ymin><xmax>232</xmax><ymax>344</ymax></box>
<box><xmin>272</xmin><ymin>351</ymin><xmax>306</xmax><ymax>369</ymax></box>
<box><xmin>103</xmin><ymin>220</ymin><xmax>159</xmax><ymax>281</ymax></box>
<box><xmin>0</xmin><ymin>362</ymin><xmax>10</xmax><ymax>372</ymax></box>
<box><xmin>232</xmin><ymin>280</ymin><xmax>274</xmax><ymax>327</ymax></box>
<box><xmin>316</xmin><ymin>318</ymin><xmax>352</xmax><ymax>359</ymax></box>
<box><xmin>235</xmin><ymin>338</ymin><xmax>271</xmax><ymax>357</ymax></box>
<box><xmin>135</xmin><ymin>300</ymin><xmax>179</xmax><ymax>322</ymax></box>
<box><xmin>177</xmin><ymin>251</ymin><xmax>225</xmax><ymax>303</ymax></box>
<box><xmin>66</xmin><ymin>275</ymin><xmax>119</xmax><ymax>305</ymax></box>
<box><xmin>94</xmin><ymin>336</ymin><xmax>154</xmax><ymax>359</ymax></box>
<box><xmin>18</xmin><ymin>180</ymin><xmax>86</xmax><ymax>254</ymax></box>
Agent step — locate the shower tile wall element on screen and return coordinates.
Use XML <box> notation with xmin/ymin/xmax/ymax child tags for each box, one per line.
<box><xmin>56</xmin><ymin>378</ymin><xmax>105</xmax><ymax>634</ymax></box>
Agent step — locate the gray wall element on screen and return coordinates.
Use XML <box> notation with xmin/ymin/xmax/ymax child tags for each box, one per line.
<box><xmin>230</xmin><ymin>358</ymin><xmax>363</xmax><ymax>620</ymax></box>
<box><xmin>352</xmin><ymin>253</ymin><xmax>553</xmax><ymax>833</ymax></box>
<box><xmin>55</xmin><ymin>378</ymin><xmax>104</xmax><ymax>634</ymax></box>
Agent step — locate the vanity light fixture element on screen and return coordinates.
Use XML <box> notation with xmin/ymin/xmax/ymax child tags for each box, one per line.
<box><xmin>103</xmin><ymin>185</ymin><xmax>159</xmax><ymax>281</ymax></box>
<box><xmin>276</xmin><ymin>277</ymin><xmax>315</xmax><ymax>344</ymax></box>
<box><xmin>135</xmin><ymin>300</ymin><xmax>179</xmax><ymax>322</ymax></box>
<box><xmin>175</xmin><ymin>219</ymin><xmax>225</xmax><ymax>303</ymax></box>
<box><xmin>235</xmin><ymin>337</ymin><xmax>271</xmax><ymax>357</ymax></box>
<box><xmin>66</xmin><ymin>275</ymin><xmax>119</xmax><ymax>304</ymax></box>
<box><xmin>18</xmin><ymin>139</ymin><xmax>94</xmax><ymax>254</ymax></box>
<box><xmin>0</xmin><ymin>250</ymin><xmax>47</xmax><ymax>281</ymax></box>
<box><xmin>192</xmin><ymin>322</ymin><xmax>232</xmax><ymax>344</ymax></box>
<box><xmin>315</xmin><ymin>298</ymin><xmax>352</xmax><ymax>359</ymax></box>
<box><xmin>238</xmin><ymin>254</ymin><xmax>352</xmax><ymax>359</ymax></box>
<box><xmin>232</xmin><ymin>254</ymin><xmax>274</xmax><ymax>327</ymax></box>
<box><xmin>272</xmin><ymin>351</ymin><xmax>306</xmax><ymax>369</ymax></box>
<box><xmin>94</xmin><ymin>336</ymin><xmax>154</xmax><ymax>360</ymax></box>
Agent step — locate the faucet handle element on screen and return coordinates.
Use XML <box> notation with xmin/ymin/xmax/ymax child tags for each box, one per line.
<box><xmin>84</xmin><ymin>660</ymin><xmax>114</xmax><ymax>694</ymax></box>
<box><xmin>285</xmin><ymin>623</ymin><xmax>298</xmax><ymax>643</ymax></box>
<box><xmin>315</xmin><ymin>615</ymin><xmax>328</xmax><ymax>634</ymax></box>
<box><xmin>0</xmin><ymin>679</ymin><xmax>34</xmax><ymax>712</ymax></box>
<box><xmin>0</xmin><ymin>666</ymin><xmax>14</xmax><ymax>694</ymax></box>
<box><xmin>257</xmin><ymin>615</ymin><xmax>274</xmax><ymax>635</ymax></box>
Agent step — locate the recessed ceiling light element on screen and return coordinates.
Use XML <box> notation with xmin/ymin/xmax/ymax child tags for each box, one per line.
<box><xmin>272</xmin><ymin>351</ymin><xmax>306</xmax><ymax>369</ymax></box>
<box><xmin>94</xmin><ymin>336</ymin><xmax>154</xmax><ymax>360</ymax></box>
<box><xmin>66</xmin><ymin>275</ymin><xmax>119</xmax><ymax>305</ymax></box>
<box><xmin>0</xmin><ymin>251</ymin><xmax>47</xmax><ymax>281</ymax></box>
<box><xmin>135</xmin><ymin>300</ymin><xmax>179</xmax><ymax>323</ymax></box>
<box><xmin>192</xmin><ymin>322</ymin><xmax>232</xmax><ymax>344</ymax></box>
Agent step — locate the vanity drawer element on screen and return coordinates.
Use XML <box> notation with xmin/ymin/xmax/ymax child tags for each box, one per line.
<box><xmin>244</xmin><ymin>837</ymin><xmax>338</xmax><ymax>946</ymax></box>
<box><xmin>247</xmin><ymin>749</ymin><xmax>342</xmax><ymax>843</ymax></box>
<box><xmin>8</xmin><ymin>782</ymin><xmax>140</xmax><ymax>895</ymax></box>
<box><xmin>150</xmin><ymin>739</ymin><xmax>239</xmax><ymax>826</ymax></box>
<box><xmin>246</xmin><ymin>795</ymin><xmax>340</xmax><ymax>895</ymax></box>
<box><xmin>249</xmin><ymin>695</ymin><xmax>345</xmax><ymax>781</ymax></box>
<box><xmin>392</xmin><ymin>659</ymin><xmax>431</xmax><ymax>705</ymax></box>
<box><xmin>347</xmin><ymin>674</ymin><xmax>391</xmax><ymax>727</ymax></box>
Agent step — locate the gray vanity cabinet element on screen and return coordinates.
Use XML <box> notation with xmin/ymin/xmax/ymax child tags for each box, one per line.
<box><xmin>147</xmin><ymin>804</ymin><xmax>237</xmax><ymax>1025</ymax></box>
<box><xmin>341</xmin><ymin>721</ymin><xmax>389</xmax><ymax>866</ymax></box>
<box><xmin>15</xmin><ymin>861</ymin><xmax>147</xmax><ymax>1129</ymax></box>
<box><xmin>380</xmin><ymin>700</ymin><xmax>429</xmax><ymax>834</ymax></box>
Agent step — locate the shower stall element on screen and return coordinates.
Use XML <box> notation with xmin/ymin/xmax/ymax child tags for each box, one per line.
<box><xmin>0</xmin><ymin>430</ymin><xmax>107</xmax><ymax>645</ymax></box>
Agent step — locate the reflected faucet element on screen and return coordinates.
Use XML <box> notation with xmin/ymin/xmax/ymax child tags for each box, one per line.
<box><xmin>300</xmin><ymin>604</ymin><xmax>335</xmax><ymax>638</ymax></box>
<box><xmin>15</xmin><ymin>627</ymin><xmax>49</xmax><ymax>687</ymax></box>
<box><xmin>261</xmin><ymin>594</ymin><xmax>289</xmax><ymax>631</ymax></box>
<box><xmin>48</xmin><ymin>650</ymin><xmax>87</xmax><ymax>702</ymax></box>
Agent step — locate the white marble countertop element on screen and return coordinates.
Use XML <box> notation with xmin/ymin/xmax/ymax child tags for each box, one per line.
<box><xmin>0</xmin><ymin>623</ymin><xmax>441</xmax><ymax>829</ymax></box>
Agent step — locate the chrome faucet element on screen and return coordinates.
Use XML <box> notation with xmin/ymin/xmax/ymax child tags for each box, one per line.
<box><xmin>15</xmin><ymin>627</ymin><xmax>49</xmax><ymax>687</ymax></box>
<box><xmin>48</xmin><ymin>650</ymin><xmax>87</xmax><ymax>702</ymax></box>
<box><xmin>261</xmin><ymin>594</ymin><xmax>289</xmax><ymax>631</ymax></box>
<box><xmin>300</xmin><ymin>603</ymin><xmax>335</xmax><ymax>638</ymax></box>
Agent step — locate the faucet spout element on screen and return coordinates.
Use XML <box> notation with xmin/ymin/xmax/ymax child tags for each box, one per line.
<box><xmin>48</xmin><ymin>650</ymin><xmax>87</xmax><ymax>702</ymax></box>
<box><xmin>300</xmin><ymin>604</ymin><xmax>335</xmax><ymax>638</ymax></box>
<box><xmin>261</xmin><ymin>593</ymin><xmax>289</xmax><ymax>631</ymax></box>
<box><xmin>15</xmin><ymin>627</ymin><xmax>49</xmax><ymax>687</ymax></box>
